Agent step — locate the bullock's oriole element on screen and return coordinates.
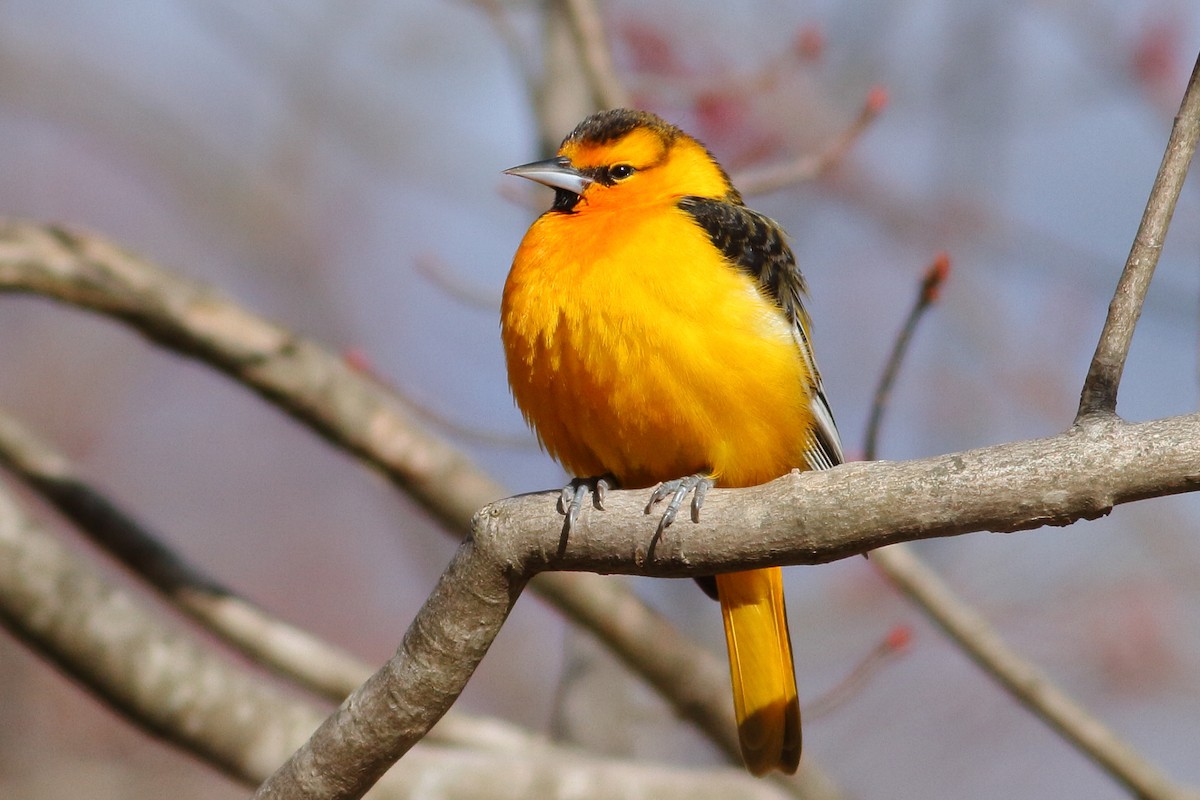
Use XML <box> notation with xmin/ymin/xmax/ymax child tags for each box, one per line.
<box><xmin>501</xmin><ymin>109</ymin><xmax>842</xmax><ymax>776</ymax></box>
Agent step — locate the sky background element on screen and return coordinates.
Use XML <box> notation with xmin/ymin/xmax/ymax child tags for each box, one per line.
<box><xmin>0</xmin><ymin>1</ymin><xmax>1198</xmax><ymax>798</ymax></box>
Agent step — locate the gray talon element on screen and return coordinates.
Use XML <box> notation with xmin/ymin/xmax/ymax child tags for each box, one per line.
<box><xmin>645</xmin><ymin>474</ymin><xmax>714</xmax><ymax>531</ymax></box>
<box><xmin>560</xmin><ymin>475</ymin><xmax>617</xmax><ymax>531</ymax></box>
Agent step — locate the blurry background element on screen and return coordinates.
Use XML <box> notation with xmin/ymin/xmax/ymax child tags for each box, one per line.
<box><xmin>0</xmin><ymin>1</ymin><xmax>1198</xmax><ymax>798</ymax></box>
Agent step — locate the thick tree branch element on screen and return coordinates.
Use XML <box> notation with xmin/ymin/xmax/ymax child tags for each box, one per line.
<box><xmin>256</xmin><ymin>411</ymin><xmax>1200</xmax><ymax>799</ymax></box>
<box><xmin>1078</xmin><ymin>52</ymin><xmax>1200</xmax><ymax>416</ymax></box>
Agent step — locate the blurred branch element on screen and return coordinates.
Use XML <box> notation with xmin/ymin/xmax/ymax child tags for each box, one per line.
<box><xmin>257</xmin><ymin>408</ymin><xmax>1200</xmax><ymax>798</ymax></box>
<box><xmin>0</xmin><ymin>404</ymin><xmax>371</xmax><ymax>700</ymax></box>
<box><xmin>0</xmin><ymin>472</ymin><xmax>338</xmax><ymax>789</ymax></box>
<box><xmin>561</xmin><ymin>0</ymin><xmax>630</xmax><ymax>110</ymax></box>
<box><xmin>861</xmin><ymin>227</ymin><xmax>1198</xmax><ymax>799</ymax></box>
<box><xmin>0</xmin><ymin>219</ymin><xmax>838</xmax><ymax>796</ymax></box>
<box><xmin>0</xmin><ymin>471</ymin><xmax>785</xmax><ymax>799</ymax></box>
<box><xmin>1078</xmin><ymin>51</ymin><xmax>1200</xmax><ymax>417</ymax></box>
<box><xmin>0</xmin><ymin>221</ymin><xmax>499</xmax><ymax>531</ymax></box>
<box><xmin>734</xmin><ymin>86</ymin><xmax>887</xmax><ymax>196</ymax></box>
<box><xmin>413</xmin><ymin>252</ymin><xmax>501</xmax><ymax>310</ymax></box>
<box><xmin>0</xmin><ymin>404</ymin><xmax>545</xmax><ymax>755</ymax></box>
<box><xmin>872</xmin><ymin>545</ymin><xmax>1197</xmax><ymax>800</ymax></box>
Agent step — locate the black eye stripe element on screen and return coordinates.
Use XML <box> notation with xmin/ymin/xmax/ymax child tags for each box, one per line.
<box><xmin>581</xmin><ymin>164</ymin><xmax>638</xmax><ymax>186</ymax></box>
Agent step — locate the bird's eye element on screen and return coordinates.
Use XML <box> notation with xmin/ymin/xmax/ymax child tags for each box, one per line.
<box><xmin>609</xmin><ymin>163</ymin><xmax>636</xmax><ymax>181</ymax></box>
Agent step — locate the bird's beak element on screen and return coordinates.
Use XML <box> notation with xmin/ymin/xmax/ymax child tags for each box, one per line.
<box><xmin>504</xmin><ymin>156</ymin><xmax>593</xmax><ymax>195</ymax></box>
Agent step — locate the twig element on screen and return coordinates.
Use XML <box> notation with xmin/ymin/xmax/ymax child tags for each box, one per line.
<box><xmin>1078</xmin><ymin>52</ymin><xmax>1200</xmax><ymax>417</ymax></box>
<box><xmin>256</xmin><ymin>409</ymin><xmax>1200</xmax><ymax>799</ymax></box>
<box><xmin>413</xmin><ymin>252</ymin><xmax>502</xmax><ymax>310</ymax></box>
<box><xmin>561</xmin><ymin>0</ymin><xmax>630</xmax><ymax>110</ymax></box>
<box><xmin>864</xmin><ymin>252</ymin><xmax>950</xmax><ymax>461</ymax></box>
<box><xmin>734</xmin><ymin>85</ymin><xmax>888</xmax><ymax>196</ymax></box>
<box><xmin>804</xmin><ymin>625</ymin><xmax>911</xmax><ymax>720</ymax></box>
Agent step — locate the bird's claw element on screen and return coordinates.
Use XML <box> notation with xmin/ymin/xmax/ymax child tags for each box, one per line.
<box><xmin>559</xmin><ymin>474</ymin><xmax>616</xmax><ymax>531</ymax></box>
<box><xmin>645</xmin><ymin>474</ymin><xmax>713</xmax><ymax>532</ymax></box>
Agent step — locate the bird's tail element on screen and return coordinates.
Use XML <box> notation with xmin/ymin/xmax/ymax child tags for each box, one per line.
<box><xmin>717</xmin><ymin>567</ymin><xmax>801</xmax><ymax>775</ymax></box>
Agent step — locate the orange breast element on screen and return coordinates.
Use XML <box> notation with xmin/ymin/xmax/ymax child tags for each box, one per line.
<box><xmin>501</xmin><ymin>200</ymin><xmax>814</xmax><ymax>490</ymax></box>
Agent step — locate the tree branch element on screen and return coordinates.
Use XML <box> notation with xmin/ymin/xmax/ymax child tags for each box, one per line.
<box><xmin>864</xmin><ymin>252</ymin><xmax>950</xmax><ymax>461</ymax></box>
<box><xmin>561</xmin><ymin>0</ymin><xmax>630</xmax><ymax>110</ymax></box>
<box><xmin>0</xmin><ymin>404</ymin><xmax>372</xmax><ymax>700</ymax></box>
<box><xmin>0</xmin><ymin>471</ymin><xmax>790</xmax><ymax>799</ymax></box>
<box><xmin>1078</xmin><ymin>52</ymin><xmax>1200</xmax><ymax>416</ymax></box>
<box><xmin>255</xmin><ymin>411</ymin><xmax>1200</xmax><ymax>798</ymax></box>
<box><xmin>870</xmin><ymin>544</ymin><xmax>1197</xmax><ymax>800</ymax></box>
<box><xmin>733</xmin><ymin>86</ymin><xmax>887</xmax><ymax>196</ymax></box>
<box><xmin>0</xmin><ymin>218</ymin><xmax>839</xmax><ymax>794</ymax></box>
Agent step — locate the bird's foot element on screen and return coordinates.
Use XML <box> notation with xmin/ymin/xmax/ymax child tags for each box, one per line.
<box><xmin>645</xmin><ymin>473</ymin><xmax>713</xmax><ymax>533</ymax></box>
<box><xmin>558</xmin><ymin>474</ymin><xmax>617</xmax><ymax>531</ymax></box>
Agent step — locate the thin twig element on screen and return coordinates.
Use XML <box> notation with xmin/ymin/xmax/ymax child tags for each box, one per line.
<box><xmin>561</xmin><ymin>0</ymin><xmax>630</xmax><ymax>110</ymax></box>
<box><xmin>1078</xmin><ymin>52</ymin><xmax>1200</xmax><ymax>417</ymax></box>
<box><xmin>413</xmin><ymin>252</ymin><xmax>501</xmax><ymax>310</ymax></box>
<box><xmin>734</xmin><ymin>85</ymin><xmax>888</xmax><ymax>196</ymax></box>
<box><xmin>864</xmin><ymin>252</ymin><xmax>950</xmax><ymax>461</ymax></box>
<box><xmin>804</xmin><ymin>625</ymin><xmax>911</xmax><ymax>720</ymax></box>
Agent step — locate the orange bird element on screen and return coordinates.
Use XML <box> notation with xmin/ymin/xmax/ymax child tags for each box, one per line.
<box><xmin>500</xmin><ymin>109</ymin><xmax>842</xmax><ymax>775</ymax></box>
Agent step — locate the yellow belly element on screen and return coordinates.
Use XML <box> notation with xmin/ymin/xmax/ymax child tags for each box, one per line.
<box><xmin>501</xmin><ymin>202</ymin><xmax>814</xmax><ymax>490</ymax></box>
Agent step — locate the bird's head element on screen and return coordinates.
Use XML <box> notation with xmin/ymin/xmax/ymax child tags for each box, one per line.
<box><xmin>505</xmin><ymin>109</ymin><xmax>739</xmax><ymax>213</ymax></box>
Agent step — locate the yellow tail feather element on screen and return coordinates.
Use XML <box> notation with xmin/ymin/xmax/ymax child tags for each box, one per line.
<box><xmin>717</xmin><ymin>567</ymin><xmax>801</xmax><ymax>776</ymax></box>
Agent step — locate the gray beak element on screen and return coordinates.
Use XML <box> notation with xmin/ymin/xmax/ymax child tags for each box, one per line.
<box><xmin>504</xmin><ymin>156</ymin><xmax>593</xmax><ymax>195</ymax></box>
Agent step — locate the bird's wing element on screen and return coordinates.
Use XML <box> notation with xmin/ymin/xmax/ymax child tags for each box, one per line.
<box><xmin>678</xmin><ymin>196</ymin><xmax>844</xmax><ymax>470</ymax></box>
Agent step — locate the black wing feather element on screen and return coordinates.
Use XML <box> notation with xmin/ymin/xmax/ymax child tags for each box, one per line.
<box><xmin>677</xmin><ymin>195</ymin><xmax>844</xmax><ymax>470</ymax></box>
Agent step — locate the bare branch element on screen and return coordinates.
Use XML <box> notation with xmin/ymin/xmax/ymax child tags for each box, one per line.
<box><xmin>561</xmin><ymin>0</ymin><xmax>630</xmax><ymax>110</ymax></box>
<box><xmin>257</xmin><ymin>411</ymin><xmax>1200</xmax><ymax>799</ymax></box>
<box><xmin>0</xmin><ymin>473</ymin><xmax>330</xmax><ymax>787</ymax></box>
<box><xmin>0</xmin><ymin>404</ymin><xmax>372</xmax><ymax>699</ymax></box>
<box><xmin>0</xmin><ymin>219</ymin><xmax>501</xmax><ymax>531</ymax></box>
<box><xmin>864</xmin><ymin>252</ymin><xmax>950</xmax><ymax>461</ymax></box>
<box><xmin>1078</xmin><ymin>52</ymin><xmax>1200</xmax><ymax>417</ymax></box>
<box><xmin>870</xmin><ymin>544</ymin><xmax>1197</xmax><ymax>800</ymax></box>
<box><xmin>0</xmin><ymin>467</ymin><xmax>795</xmax><ymax>799</ymax></box>
<box><xmin>0</xmin><ymin>403</ymin><xmax>559</xmax><ymax>756</ymax></box>
<box><xmin>0</xmin><ymin>218</ymin><xmax>842</xmax><ymax>791</ymax></box>
<box><xmin>861</xmin><ymin>254</ymin><xmax>1196</xmax><ymax>798</ymax></box>
<box><xmin>733</xmin><ymin>86</ymin><xmax>887</xmax><ymax>196</ymax></box>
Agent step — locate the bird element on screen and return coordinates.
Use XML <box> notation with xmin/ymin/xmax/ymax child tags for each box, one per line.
<box><xmin>500</xmin><ymin>108</ymin><xmax>842</xmax><ymax>776</ymax></box>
